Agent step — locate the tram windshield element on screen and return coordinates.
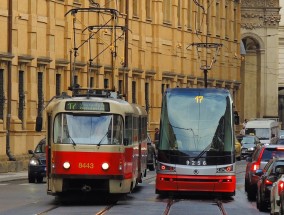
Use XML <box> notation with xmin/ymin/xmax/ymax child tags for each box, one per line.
<box><xmin>159</xmin><ymin>89</ymin><xmax>233</xmax><ymax>158</ymax></box>
<box><xmin>53</xmin><ymin>113</ymin><xmax>123</xmax><ymax>145</ymax></box>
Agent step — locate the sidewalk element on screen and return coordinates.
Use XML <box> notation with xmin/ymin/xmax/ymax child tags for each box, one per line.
<box><xmin>0</xmin><ymin>171</ymin><xmax>28</xmax><ymax>182</ymax></box>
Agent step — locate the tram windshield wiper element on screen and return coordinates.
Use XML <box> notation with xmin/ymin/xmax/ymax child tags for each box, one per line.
<box><xmin>97</xmin><ymin>131</ymin><xmax>110</xmax><ymax>146</ymax></box>
<box><xmin>193</xmin><ymin>143</ymin><xmax>212</xmax><ymax>161</ymax></box>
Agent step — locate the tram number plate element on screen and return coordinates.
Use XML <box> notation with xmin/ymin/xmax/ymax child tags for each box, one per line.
<box><xmin>186</xmin><ymin>159</ymin><xmax>207</xmax><ymax>166</ymax></box>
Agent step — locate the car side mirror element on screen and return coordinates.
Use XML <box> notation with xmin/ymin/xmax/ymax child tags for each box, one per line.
<box><xmin>255</xmin><ymin>169</ymin><xmax>263</xmax><ymax>176</ymax></box>
<box><xmin>28</xmin><ymin>150</ymin><xmax>34</xmax><ymax>154</ymax></box>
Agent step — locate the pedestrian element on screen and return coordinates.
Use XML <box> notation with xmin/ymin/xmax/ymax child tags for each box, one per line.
<box><xmin>242</xmin><ymin>119</ymin><xmax>248</xmax><ymax>128</ymax></box>
<box><xmin>154</xmin><ymin>128</ymin><xmax>160</xmax><ymax>147</ymax></box>
<box><xmin>271</xmin><ymin>133</ymin><xmax>278</xmax><ymax>144</ymax></box>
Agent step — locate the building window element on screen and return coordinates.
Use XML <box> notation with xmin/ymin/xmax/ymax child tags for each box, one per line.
<box><xmin>90</xmin><ymin>77</ymin><xmax>94</xmax><ymax>88</ymax></box>
<box><xmin>119</xmin><ymin>80</ymin><xmax>123</xmax><ymax>94</ymax></box>
<box><xmin>234</xmin><ymin>7</ymin><xmax>237</xmax><ymax>40</ymax></box>
<box><xmin>133</xmin><ymin>0</ymin><xmax>138</xmax><ymax>17</ymax></box>
<box><xmin>18</xmin><ymin>70</ymin><xmax>25</xmax><ymax>121</ymax></box>
<box><xmin>132</xmin><ymin>81</ymin><xmax>136</xmax><ymax>103</ymax></box>
<box><xmin>162</xmin><ymin>84</ymin><xmax>165</xmax><ymax>94</ymax></box>
<box><xmin>0</xmin><ymin>69</ymin><xmax>4</xmax><ymax>120</ymax></box>
<box><xmin>38</xmin><ymin>72</ymin><xmax>44</xmax><ymax>116</ymax></box>
<box><xmin>177</xmin><ymin>0</ymin><xmax>181</xmax><ymax>27</ymax></box>
<box><xmin>187</xmin><ymin>0</ymin><xmax>192</xmax><ymax>30</ymax></box>
<box><xmin>104</xmin><ymin>78</ymin><xmax>109</xmax><ymax>89</ymax></box>
<box><xmin>56</xmin><ymin>74</ymin><xmax>61</xmax><ymax>96</ymax></box>
<box><xmin>119</xmin><ymin>0</ymin><xmax>125</xmax><ymax>13</ymax></box>
<box><xmin>215</xmin><ymin>1</ymin><xmax>220</xmax><ymax>36</ymax></box>
<box><xmin>145</xmin><ymin>82</ymin><xmax>149</xmax><ymax>112</ymax></box>
<box><xmin>146</xmin><ymin>0</ymin><xmax>151</xmax><ymax>20</ymax></box>
<box><xmin>163</xmin><ymin>0</ymin><xmax>171</xmax><ymax>23</ymax></box>
<box><xmin>74</xmin><ymin>75</ymin><xmax>78</xmax><ymax>85</ymax></box>
<box><xmin>225</xmin><ymin>4</ymin><xmax>229</xmax><ymax>38</ymax></box>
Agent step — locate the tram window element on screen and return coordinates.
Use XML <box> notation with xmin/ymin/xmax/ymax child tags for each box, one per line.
<box><xmin>53</xmin><ymin>113</ymin><xmax>123</xmax><ymax>145</ymax></box>
<box><xmin>125</xmin><ymin>116</ymin><xmax>133</xmax><ymax>145</ymax></box>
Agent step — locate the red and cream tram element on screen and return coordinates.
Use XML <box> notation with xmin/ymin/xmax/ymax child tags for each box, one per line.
<box><xmin>36</xmin><ymin>89</ymin><xmax>148</xmax><ymax>198</ymax></box>
<box><xmin>156</xmin><ymin>88</ymin><xmax>237</xmax><ymax>197</ymax></box>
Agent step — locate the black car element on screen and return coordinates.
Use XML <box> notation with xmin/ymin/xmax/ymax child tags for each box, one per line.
<box><xmin>147</xmin><ymin>133</ymin><xmax>156</xmax><ymax>171</ymax></box>
<box><xmin>256</xmin><ymin>157</ymin><xmax>284</xmax><ymax>212</ymax></box>
<box><xmin>28</xmin><ymin>138</ymin><xmax>46</xmax><ymax>183</ymax></box>
<box><xmin>241</xmin><ymin>135</ymin><xmax>261</xmax><ymax>158</ymax></box>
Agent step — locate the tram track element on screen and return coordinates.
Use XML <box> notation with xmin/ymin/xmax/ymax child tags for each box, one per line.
<box><xmin>161</xmin><ymin>197</ymin><xmax>228</xmax><ymax>215</ymax></box>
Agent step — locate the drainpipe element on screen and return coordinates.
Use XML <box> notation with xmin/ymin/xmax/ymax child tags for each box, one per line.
<box><xmin>6</xmin><ymin>0</ymin><xmax>15</xmax><ymax>161</ymax></box>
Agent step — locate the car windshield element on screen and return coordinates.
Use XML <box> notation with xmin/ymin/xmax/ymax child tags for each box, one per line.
<box><xmin>242</xmin><ymin>137</ymin><xmax>255</xmax><ymax>144</ymax></box>
<box><xmin>261</xmin><ymin>148</ymin><xmax>284</xmax><ymax>162</ymax></box>
<box><xmin>35</xmin><ymin>140</ymin><xmax>46</xmax><ymax>153</ymax></box>
<box><xmin>277</xmin><ymin>139</ymin><xmax>284</xmax><ymax>145</ymax></box>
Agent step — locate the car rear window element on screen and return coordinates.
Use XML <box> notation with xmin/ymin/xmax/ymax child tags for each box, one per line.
<box><xmin>261</xmin><ymin>148</ymin><xmax>284</xmax><ymax>162</ymax></box>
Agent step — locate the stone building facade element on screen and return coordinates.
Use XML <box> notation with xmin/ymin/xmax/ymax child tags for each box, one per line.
<box><xmin>0</xmin><ymin>0</ymin><xmax>242</xmax><ymax>170</ymax></box>
<box><xmin>240</xmin><ymin>0</ymin><xmax>281</xmax><ymax>122</ymax></box>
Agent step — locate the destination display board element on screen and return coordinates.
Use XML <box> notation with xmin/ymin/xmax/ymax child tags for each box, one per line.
<box><xmin>65</xmin><ymin>101</ymin><xmax>110</xmax><ymax>111</ymax></box>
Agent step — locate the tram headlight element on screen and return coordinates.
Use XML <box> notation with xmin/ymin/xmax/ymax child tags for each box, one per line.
<box><xmin>63</xmin><ymin>162</ymin><xmax>71</xmax><ymax>169</ymax></box>
<box><xmin>159</xmin><ymin>163</ymin><xmax>175</xmax><ymax>172</ymax></box>
<box><xmin>216</xmin><ymin>165</ymin><xmax>234</xmax><ymax>173</ymax></box>
<box><xmin>102</xmin><ymin>162</ymin><xmax>109</xmax><ymax>170</ymax></box>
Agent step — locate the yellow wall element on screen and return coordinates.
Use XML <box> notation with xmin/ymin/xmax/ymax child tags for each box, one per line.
<box><xmin>0</xmin><ymin>0</ymin><xmax>241</xmax><ymax>157</ymax></box>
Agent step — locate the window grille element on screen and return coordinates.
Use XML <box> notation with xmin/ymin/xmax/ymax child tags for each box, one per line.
<box><xmin>38</xmin><ymin>72</ymin><xmax>44</xmax><ymax>116</ymax></box>
<box><xmin>18</xmin><ymin>70</ymin><xmax>25</xmax><ymax>121</ymax></box>
<box><xmin>0</xmin><ymin>69</ymin><xmax>4</xmax><ymax>120</ymax></box>
<box><xmin>132</xmin><ymin>81</ymin><xmax>136</xmax><ymax>103</ymax></box>
<box><xmin>56</xmin><ymin>74</ymin><xmax>61</xmax><ymax>96</ymax></box>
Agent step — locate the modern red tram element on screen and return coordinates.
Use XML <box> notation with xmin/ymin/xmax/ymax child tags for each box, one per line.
<box><xmin>155</xmin><ymin>88</ymin><xmax>237</xmax><ymax>196</ymax></box>
<box><xmin>36</xmin><ymin>89</ymin><xmax>148</xmax><ymax>197</ymax></box>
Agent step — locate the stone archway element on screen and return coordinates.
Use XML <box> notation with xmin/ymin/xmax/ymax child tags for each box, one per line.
<box><xmin>241</xmin><ymin>35</ymin><xmax>263</xmax><ymax>120</ymax></box>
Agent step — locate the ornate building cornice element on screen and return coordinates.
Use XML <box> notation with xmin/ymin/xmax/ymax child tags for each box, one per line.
<box><xmin>241</xmin><ymin>0</ymin><xmax>281</xmax><ymax>29</ymax></box>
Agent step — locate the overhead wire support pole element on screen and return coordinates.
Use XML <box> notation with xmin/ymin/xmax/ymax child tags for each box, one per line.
<box><xmin>190</xmin><ymin>0</ymin><xmax>222</xmax><ymax>88</ymax></box>
<box><xmin>65</xmin><ymin>7</ymin><xmax>120</xmax><ymax>95</ymax></box>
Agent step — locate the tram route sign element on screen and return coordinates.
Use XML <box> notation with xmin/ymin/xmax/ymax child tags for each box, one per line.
<box><xmin>65</xmin><ymin>101</ymin><xmax>110</xmax><ymax>111</ymax></box>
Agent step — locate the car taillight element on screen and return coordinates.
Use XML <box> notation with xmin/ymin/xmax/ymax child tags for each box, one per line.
<box><xmin>265</xmin><ymin>179</ymin><xmax>273</xmax><ymax>185</ymax></box>
<box><xmin>250</xmin><ymin>162</ymin><xmax>260</xmax><ymax>172</ymax></box>
<box><xmin>278</xmin><ymin>181</ymin><xmax>284</xmax><ymax>196</ymax></box>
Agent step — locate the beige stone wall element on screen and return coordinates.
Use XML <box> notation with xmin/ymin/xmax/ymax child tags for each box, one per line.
<box><xmin>0</xmin><ymin>0</ymin><xmax>242</xmax><ymax>158</ymax></box>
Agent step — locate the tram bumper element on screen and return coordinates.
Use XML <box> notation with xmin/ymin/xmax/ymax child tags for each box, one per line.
<box><xmin>156</xmin><ymin>174</ymin><xmax>236</xmax><ymax>195</ymax></box>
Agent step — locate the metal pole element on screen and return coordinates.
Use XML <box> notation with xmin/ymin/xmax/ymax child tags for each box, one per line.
<box><xmin>6</xmin><ymin>0</ymin><xmax>15</xmax><ymax>161</ymax></box>
<box><xmin>123</xmin><ymin>0</ymin><xmax>129</xmax><ymax>101</ymax></box>
<box><xmin>204</xmin><ymin>69</ymin><xmax>208</xmax><ymax>88</ymax></box>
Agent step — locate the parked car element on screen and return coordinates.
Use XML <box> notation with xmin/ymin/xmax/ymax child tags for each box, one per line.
<box><xmin>241</xmin><ymin>135</ymin><xmax>261</xmax><ymax>158</ymax></box>
<box><xmin>270</xmin><ymin>173</ymin><xmax>284</xmax><ymax>215</ymax></box>
<box><xmin>147</xmin><ymin>133</ymin><xmax>156</xmax><ymax>171</ymax></box>
<box><xmin>276</xmin><ymin>138</ymin><xmax>284</xmax><ymax>145</ymax></box>
<box><xmin>235</xmin><ymin>137</ymin><xmax>241</xmax><ymax>161</ymax></box>
<box><xmin>280</xmin><ymin>130</ymin><xmax>284</xmax><ymax>139</ymax></box>
<box><xmin>245</xmin><ymin>145</ymin><xmax>284</xmax><ymax>200</ymax></box>
<box><xmin>256</xmin><ymin>157</ymin><xmax>284</xmax><ymax>212</ymax></box>
<box><xmin>28</xmin><ymin>138</ymin><xmax>46</xmax><ymax>183</ymax></box>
